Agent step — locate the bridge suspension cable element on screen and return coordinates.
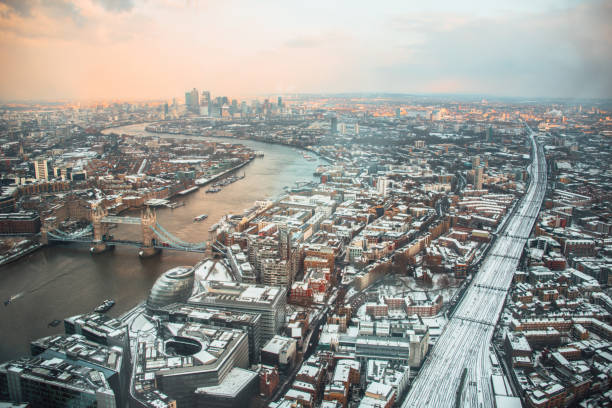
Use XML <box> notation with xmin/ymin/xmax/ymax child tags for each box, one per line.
<box><xmin>47</xmin><ymin>225</ymin><xmax>93</xmax><ymax>240</ymax></box>
<box><xmin>149</xmin><ymin>223</ymin><xmax>207</xmax><ymax>250</ymax></box>
<box><xmin>47</xmin><ymin>220</ymin><xmax>207</xmax><ymax>253</ymax></box>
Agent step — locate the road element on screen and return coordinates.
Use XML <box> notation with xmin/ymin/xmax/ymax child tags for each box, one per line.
<box><xmin>401</xmin><ymin>126</ymin><xmax>546</xmax><ymax>408</ymax></box>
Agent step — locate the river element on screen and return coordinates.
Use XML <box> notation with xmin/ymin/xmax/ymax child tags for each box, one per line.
<box><xmin>0</xmin><ymin>123</ymin><xmax>325</xmax><ymax>361</ymax></box>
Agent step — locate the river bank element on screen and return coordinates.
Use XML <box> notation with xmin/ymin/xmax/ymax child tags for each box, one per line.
<box><xmin>0</xmin><ymin>123</ymin><xmax>326</xmax><ymax>361</ymax></box>
<box><xmin>140</xmin><ymin>122</ymin><xmax>333</xmax><ymax>164</ymax></box>
<box><xmin>0</xmin><ymin>241</ymin><xmax>42</xmax><ymax>268</ymax></box>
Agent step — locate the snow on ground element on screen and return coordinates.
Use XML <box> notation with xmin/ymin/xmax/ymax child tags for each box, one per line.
<box><xmin>207</xmin><ymin>261</ymin><xmax>233</xmax><ymax>282</ymax></box>
<box><xmin>193</xmin><ymin>259</ymin><xmax>234</xmax><ymax>292</ymax></box>
<box><xmin>194</xmin><ymin>260</ymin><xmax>212</xmax><ymax>282</ymax></box>
<box><xmin>129</xmin><ymin>312</ymin><xmax>156</xmax><ymax>335</ymax></box>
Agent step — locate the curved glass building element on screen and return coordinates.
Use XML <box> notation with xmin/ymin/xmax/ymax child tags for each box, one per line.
<box><xmin>147</xmin><ymin>266</ymin><xmax>195</xmax><ymax>310</ymax></box>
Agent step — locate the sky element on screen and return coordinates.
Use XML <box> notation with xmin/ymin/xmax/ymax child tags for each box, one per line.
<box><xmin>0</xmin><ymin>0</ymin><xmax>610</xmax><ymax>101</ymax></box>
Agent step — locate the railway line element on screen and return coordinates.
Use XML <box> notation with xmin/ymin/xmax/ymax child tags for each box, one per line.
<box><xmin>402</xmin><ymin>126</ymin><xmax>547</xmax><ymax>407</ymax></box>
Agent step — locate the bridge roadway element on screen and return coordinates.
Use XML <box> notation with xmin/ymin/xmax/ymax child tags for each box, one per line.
<box><xmin>47</xmin><ymin>236</ymin><xmax>207</xmax><ymax>253</ymax></box>
<box><xmin>101</xmin><ymin>215</ymin><xmax>141</xmax><ymax>224</ymax></box>
<box><xmin>47</xmin><ymin>220</ymin><xmax>208</xmax><ymax>253</ymax></box>
<box><xmin>402</xmin><ymin>127</ymin><xmax>546</xmax><ymax>408</ymax></box>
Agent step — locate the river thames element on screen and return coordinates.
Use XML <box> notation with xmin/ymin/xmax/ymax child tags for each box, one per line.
<box><xmin>0</xmin><ymin>123</ymin><xmax>325</xmax><ymax>361</ymax></box>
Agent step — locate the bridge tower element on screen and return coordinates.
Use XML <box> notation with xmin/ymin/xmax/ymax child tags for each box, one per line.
<box><xmin>40</xmin><ymin>213</ymin><xmax>60</xmax><ymax>246</ymax></box>
<box><xmin>90</xmin><ymin>205</ymin><xmax>109</xmax><ymax>254</ymax></box>
<box><xmin>139</xmin><ymin>206</ymin><xmax>159</xmax><ymax>258</ymax></box>
<box><xmin>40</xmin><ymin>225</ymin><xmax>48</xmax><ymax>245</ymax></box>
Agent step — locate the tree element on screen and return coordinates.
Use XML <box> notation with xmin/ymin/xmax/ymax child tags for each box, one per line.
<box><xmin>391</xmin><ymin>252</ymin><xmax>410</xmax><ymax>275</ymax></box>
<box><xmin>438</xmin><ymin>275</ymin><xmax>450</xmax><ymax>289</ymax></box>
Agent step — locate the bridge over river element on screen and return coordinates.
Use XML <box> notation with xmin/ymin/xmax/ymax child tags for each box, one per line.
<box><xmin>43</xmin><ymin>206</ymin><xmax>208</xmax><ymax>257</ymax></box>
<box><xmin>0</xmin><ymin>121</ymin><xmax>326</xmax><ymax>362</ymax></box>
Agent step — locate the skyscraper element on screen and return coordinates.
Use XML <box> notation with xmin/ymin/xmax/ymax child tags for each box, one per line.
<box><xmin>201</xmin><ymin>90</ymin><xmax>211</xmax><ymax>106</ymax></box>
<box><xmin>190</xmin><ymin>88</ymin><xmax>199</xmax><ymax>109</ymax></box>
<box><xmin>34</xmin><ymin>158</ymin><xmax>49</xmax><ymax>180</ymax></box>
<box><xmin>185</xmin><ymin>88</ymin><xmax>199</xmax><ymax>113</ymax></box>
<box><xmin>377</xmin><ymin>176</ymin><xmax>391</xmax><ymax>197</ymax></box>
<box><xmin>472</xmin><ymin>155</ymin><xmax>480</xmax><ymax>169</ymax></box>
<box><xmin>475</xmin><ymin>166</ymin><xmax>484</xmax><ymax>190</ymax></box>
<box><xmin>331</xmin><ymin>116</ymin><xmax>338</xmax><ymax>134</ymax></box>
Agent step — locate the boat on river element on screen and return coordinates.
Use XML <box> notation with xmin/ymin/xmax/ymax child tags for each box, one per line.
<box><xmin>95</xmin><ymin>299</ymin><xmax>115</xmax><ymax>313</ymax></box>
<box><xmin>48</xmin><ymin>320</ymin><xmax>61</xmax><ymax>327</ymax></box>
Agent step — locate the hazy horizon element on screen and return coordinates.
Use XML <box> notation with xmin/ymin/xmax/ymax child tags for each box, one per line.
<box><xmin>2</xmin><ymin>92</ymin><xmax>612</xmax><ymax>107</ymax></box>
<box><xmin>1</xmin><ymin>0</ymin><xmax>611</xmax><ymax>101</ymax></box>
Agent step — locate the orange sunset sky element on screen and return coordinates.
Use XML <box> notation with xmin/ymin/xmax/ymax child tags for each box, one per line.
<box><xmin>0</xmin><ymin>0</ymin><xmax>611</xmax><ymax>101</ymax></box>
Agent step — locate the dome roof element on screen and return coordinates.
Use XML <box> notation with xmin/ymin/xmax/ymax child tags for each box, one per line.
<box><xmin>147</xmin><ymin>266</ymin><xmax>194</xmax><ymax>310</ymax></box>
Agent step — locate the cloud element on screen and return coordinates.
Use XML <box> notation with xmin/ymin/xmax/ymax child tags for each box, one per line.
<box><xmin>390</xmin><ymin>13</ymin><xmax>469</xmax><ymax>33</ymax></box>
<box><xmin>283</xmin><ymin>31</ymin><xmax>352</xmax><ymax>51</ymax></box>
<box><xmin>0</xmin><ymin>0</ymin><xmax>85</xmax><ymax>26</ymax></box>
<box><xmin>284</xmin><ymin>36</ymin><xmax>322</xmax><ymax>48</ymax></box>
<box><xmin>0</xmin><ymin>0</ymin><xmax>36</xmax><ymax>17</ymax></box>
<box><xmin>0</xmin><ymin>0</ymin><xmax>610</xmax><ymax>100</ymax></box>
<box><xmin>92</xmin><ymin>0</ymin><xmax>134</xmax><ymax>13</ymax></box>
<box><xmin>377</xmin><ymin>0</ymin><xmax>612</xmax><ymax>98</ymax></box>
<box><xmin>45</xmin><ymin>0</ymin><xmax>85</xmax><ymax>24</ymax></box>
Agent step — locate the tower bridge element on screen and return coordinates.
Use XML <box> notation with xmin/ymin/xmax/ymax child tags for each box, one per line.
<box><xmin>41</xmin><ymin>205</ymin><xmax>208</xmax><ymax>257</ymax></box>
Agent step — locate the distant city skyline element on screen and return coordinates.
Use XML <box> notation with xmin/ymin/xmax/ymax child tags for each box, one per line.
<box><xmin>0</xmin><ymin>0</ymin><xmax>611</xmax><ymax>101</ymax></box>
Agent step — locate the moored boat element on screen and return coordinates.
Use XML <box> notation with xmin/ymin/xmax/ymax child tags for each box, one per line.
<box><xmin>94</xmin><ymin>299</ymin><xmax>115</xmax><ymax>313</ymax></box>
